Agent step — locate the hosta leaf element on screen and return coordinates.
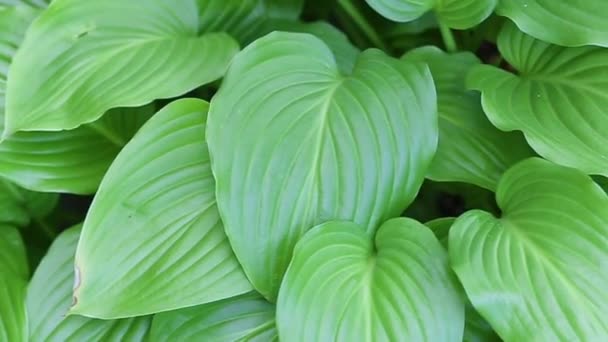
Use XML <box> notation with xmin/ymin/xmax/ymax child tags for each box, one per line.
<box><xmin>0</xmin><ymin>225</ymin><xmax>27</xmax><ymax>342</ymax></box>
<box><xmin>402</xmin><ymin>46</ymin><xmax>532</xmax><ymax>191</ymax></box>
<box><xmin>0</xmin><ymin>105</ymin><xmax>154</xmax><ymax>194</ymax></box>
<box><xmin>207</xmin><ymin>32</ymin><xmax>437</xmax><ymax>300</ymax></box>
<box><xmin>0</xmin><ymin>0</ymin><xmax>46</xmax><ymax>9</ymax></box>
<box><xmin>73</xmin><ymin>99</ymin><xmax>251</xmax><ymax>319</ymax></box>
<box><xmin>450</xmin><ymin>157</ymin><xmax>608</xmax><ymax>341</ymax></box>
<box><xmin>4</xmin><ymin>0</ymin><xmax>238</xmax><ymax>135</ymax></box>
<box><xmin>425</xmin><ymin>216</ymin><xmax>454</xmax><ymax>247</ymax></box>
<box><xmin>0</xmin><ymin>179</ymin><xmax>57</xmax><ymax>227</ymax></box>
<box><xmin>496</xmin><ymin>0</ymin><xmax>608</xmax><ymax>47</ymax></box>
<box><xmin>276</xmin><ymin>219</ymin><xmax>464</xmax><ymax>341</ymax></box>
<box><xmin>364</xmin><ymin>0</ymin><xmax>496</xmax><ymax>29</ymax></box>
<box><xmin>467</xmin><ymin>22</ymin><xmax>608</xmax><ymax>176</ymax></box>
<box><xmin>150</xmin><ymin>293</ymin><xmax>277</xmax><ymax>342</ymax></box>
<box><xmin>27</xmin><ymin>225</ymin><xmax>151</xmax><ymax>341</ymax></box>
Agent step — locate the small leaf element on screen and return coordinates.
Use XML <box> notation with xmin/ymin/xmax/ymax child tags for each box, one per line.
<box><xmin>0</xmin><ymin>1</ymin><xmax>47</xmax><ymax>9</ymax></box>
<box><xmin>27</xmin><ymin>225</ymin><xmax>151</xmax><ymax>341</ymax></box>
<box><xmin>364</xmin><ymin>0</ymin><xmax>496</xmax><ymax>29</ymax></box>
<box><xmin>276</xmin><ymin>219</ymin><xmax>464</xmax><ymax>341</ymax></box>
<box><xmin>150</xmin><ymin>293</ymin><xmax>277</xmax><ymax>342</ymax></box>
<box><xmin>5</xmin><ymin>0</ymin><xmax>239</xmax><ymax>135</ymax></box>
<box><xmin>207</xmin><ymin>32</ymin><xmax>437</xmax><ymax>300</ymax></box>
<box><xmin>0</xmin><ymin>225</ymin><xmax>27</xmax><ymax>342</ymax></box>
<box><xmin>402</xmin><ymin>46</ymin><xmax>532</xmax><ymax>191</ymax></box>
<box><xmin>0</xmin><ymin>178</ymin><xmax>57</xmax><ymax>227</ymax></box>
<box><xmin>450</xmin><ymin>157</ymin><xmax>608</xmax><ymax>341</ymax></box>
<box><xmin>467</xmin><ymin>22</ymin><xmax>608</xmax><ymax>176</ymax></box>
<box><xmin>496</xmin><ymin>0</ymin><xmax>608</xmax><ymax>47</ymax></box>
<box><xmin>73</xmin><ymin>99</ymin><xmax>251</xmax><ymax>319</ymax></box>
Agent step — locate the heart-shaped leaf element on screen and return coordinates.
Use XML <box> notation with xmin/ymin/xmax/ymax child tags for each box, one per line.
<box><xmin>4</xmin><ymin>0</ymin><xmax>238</xmax><ymax>135</ymax></box>
<box><xmin>150</xmin><ymin>293</ymin><xmax>277</xmax><ymax>342</ymax></box>
<box><xmin>73</xmin><ymin>99</ymin><xmax>251</xmax><ymax>319</ymax></box>
<box><xmin>27</xmin><ymin>225</ymin><xmax>151</xmax><ymax>341</ymax></box>
<box><xmin>403</xmin><ymin>46</ymin><xmax>532</xmax><ymax>191</ymax></box>
<box><xmin>450</xmin><ymin>157</ymin><xmax>608</xmax><ymax>341</ymax></box>
<box><xmin>467</xmin><ymin>22</ymin><xmax>608</xmax><ymax>176</ymax></box>
<box><xmin>496</xmin><ymin>0</ymin><xmax>608</xmax><ymax>47</ymax></box>
<box><xmin>0</xmin><ymin>225</ymin><xmax>27</xmax><ymax>342</ymax></box>
<box><xmin>207</xmin><ymin>32</ymin><xmax>437</xmax><ymax>300</ymax></box>
<box><xmin>364</xmin><ymin>0</ymin><xmax>496</xmax><ymax>29</ymax></box>
<box><xmin>276</xmin><ymin>219</ymin><xmax>464</xmax><ymax>341</ymax></box>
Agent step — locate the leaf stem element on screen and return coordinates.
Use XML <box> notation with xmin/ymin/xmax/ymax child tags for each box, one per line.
<box><xmin>438</xmin><ymin>21</ymin><xmax>457</xmax><ymax>52</ymax></box>
<box><xmin>337</xmin><ymin>0</ymin><xmax>389</xmax><ymax>51</ymax></box>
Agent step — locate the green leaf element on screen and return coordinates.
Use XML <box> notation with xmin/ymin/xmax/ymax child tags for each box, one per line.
<box><xmin>73</xmin><ymin>99</ymin><xmax>251</xmax><ymax>319</ymax></box>
<box><xmin>402</xmin><ymin>46</ymin><xmax>532</xmax><ymax>191</ymax></box>
<box><xmin>467</xmin><ymin>22</ymin><xmax>608</xmax><ymax>176</ymax></box>
<box><xmin>4</xmin><ymin>0</ymin><xmax>239</xmax><ymax>135</ymax></box>
<box><xmin>0</xmin><ymin>179</ymin><xmax>57</xmax><ymax>227</ymax></box>
<box><xmin>0</xmin><ymin>105</ymin><xmax>154</xmax><ymax>194</ymax></box>
<box><xmin>425</xmin><ymin>216</ymin><xmax>454</xmax><ymax>247</ymax></box>
<box><xmin>207</xmin><ymin>32</ymin><xmax>437</xmax><ymax>300</ymax></box>
<box><xmin>150</xmin><ymin>293</ymin><xmax>277</xmax><ymax>342</ymax></box>
<box><xmin>450</xmin><ymin>157</ymin><xmax>608</xmax><ymax>341</ymax></box>
<box><xmin>276</xmin><ymin>219</ymin><xmax>464</xmax><ymax>341</ymax></box>
<box><xmin>0</xmin><ymin>0</ymin><xmax>47</xmax><ymax>9</ymax></box>
<box><xmin>0</xmin><ymin>225</ymin><xmax>27</xmax><ymax>342</ymax></box>
<box><xmin>27</xmin><ymin>225</ymin><xmax>151</xmax><ymax>341</ymax></box>
<box><xmin>496</xmin><ymin>0</ymin><xmax>608</xmax><ymax>47</ymax></box>
<box><xmin>364</xmin><ymin>0</ymin><xmax>496</xmax><ymax>29</ymax></box>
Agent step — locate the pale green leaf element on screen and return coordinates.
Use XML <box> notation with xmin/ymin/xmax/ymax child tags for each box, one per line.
<box><xmin>403</xmin><ymin>46</ymin><xmax>532</xmax><ymax>191</ymax></box>
<box><xmin>4</xmin><ymin>0</ymin><xmax>239</xmax><ymax>135</ymax></box>
<box><xmin>0</xmin><ymin>225</ymin><xmax>27</xmax><ymax>342</ymax></box>
<box><xmin>207</xmin><ymin>32</ymin><xmax>437</xmax><ymax>300</ymax></box>
<box><xmin>425</xmin><ymin>216</ymin><xmax>454</xmax><ymax>247</ymax></box>
<box><xmin>73</xmin><ymin>99</ymin><xmax>251</xmax><ymax>319</ymax></box>
<box><xmin>450</xmin><ymin>157</ymin><xmax>608</xmax><ymax>341</ymax></box>
<box><xmin>27</xmin><ymin>225</ymin><xmax>151</xmax><ymax>341</ymax></box>
<box><xmin>496</xmin><ymin>0</ymin><xmax>608</xmax><ymax>47</ymax></box>
<box><xmin>467</xmin><ymin>22</ymin><xmax>608</xmax><ymax>176</ymax></box>
<box><xmin>0</xmin><ymin>0</ymin><xmax>47</xmax><ymax>9</ymax></box>
<box><xmin>364</xmin><ymin>0</ymin><xmax>496</xmax><ymax>29</ymax></box>
<box><xmin>150</xmin><ymin>293</ymin><xmax>277</xmax><ymax>342</ymax></box>
<box><xmin>276</xmin><ymin>219</ymin><xmax>464</xmax><ymax>341</ymax></box>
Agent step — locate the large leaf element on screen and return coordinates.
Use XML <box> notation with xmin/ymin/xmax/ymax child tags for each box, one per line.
<box><xmin>0</xmin><ymin>1</ymin><xmax>46</xmax><ymax>9</ymax></box>
<box><xmin>467</xmin><ymin>22</ymin><xmax>608</xmax><ymax>176</ymax></box>
<box><xmin>364</xmin><ymin>0</ymin><xmax>496</xmax><ymax>29</ymax></box>
<box><xmin>0</xmin><ymin>105</ymin><xmax>154</xmax><ymax>194</ymax></box>
<box><xmin>402</xmin><ymin>46</ymin><xmax>532</xmax><ymax>191</ymax></box>
<box><xmin>27</xmin><ymin>225</ymin><xmax>151</xmax><ymax>341</ymax></box>
<box><xmin>496</xmin><ymin>0</ymin><xmax>608</xmax><ymax>47</ymax></box>
<box><xmin>150</xmin><ymin>293</ymin><xmax>277</xmax><ymax>342</ymax></box>
<box><xmin>4</xmin><ymin>0</ymin><xmax>238</xmax><ymax>135</ymax></box>
<box><xmin>207</xmin><ymin>32</ymin><xmax>437</xmax><ymax>300</ymax></box>
<box><xmin>276</xmin><ymin>219</ymin><xmax>464</xmax><ymax>341</ymax></box>
<box><xmin>72</xmin><ymin>99</ymin><xmax>251</xmax><ymax>319</ymax></box>
<box><xmin>0</xmin><ymin>225</ymin><xmax>27</xmax><ymax>342</ymax></box>
<box><xmin>450</xmin><ymin>157</ymin><xmax>608</xmax><ymax>341</ymax></box>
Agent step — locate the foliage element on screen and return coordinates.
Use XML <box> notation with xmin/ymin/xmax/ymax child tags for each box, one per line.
<box><xmin>0</xmin><ymin>0</ymin><xmax>606</xmax><ymax>341</ymax></box>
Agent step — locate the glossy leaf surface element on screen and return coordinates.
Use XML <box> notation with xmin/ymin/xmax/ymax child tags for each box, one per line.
<box><xmin>467</xmin><ymin>22</ymin><xmax>608</xmax><ymax>176</ymax></box>
<box><xmin>150</xmin><ymin>293</ymin><xmax>277</xmax><ymax>342</ymax></box>
<box><xmin>208</xmin><ymin>32</ymin><xmax>437</xmax><ymax>300</ymax></box>
<box><xmin>27</xmin><ymin>225</ymin><xmax>151</xmax><ymax>341</ymax></box>
<box><xmin>0</xmin><ymin>225</ymin><xmax>27</xmax><ymax>342</ymax></box>
<box><xmin>73</xmin><ymin>99</ymin><xmax>251</xmax><ymax>319</ymax></box>
<box><xmin>277</xmin><ymin>219</ymin><xmax>464</xmax><ymax>341</ymax></box>
<box><xmin>403</xmin><ymin>46</ymin><xmax>531</xmax><ymax>191</ymax></box>
<box><xmin>450</xmin><ymin>158</ymin><xmax>608</xmax><ymax>341</ymax></box>
<box><xmin>5</xmin><ymin>0</ymin><xmax>238</xmax><ymax>134</ymax></box>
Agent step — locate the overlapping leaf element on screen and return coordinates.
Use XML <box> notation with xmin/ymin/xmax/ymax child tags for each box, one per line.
<box><xmin>467</xmin><ymin>22</ymin><xmax>608</xmax><ymax>176</ymax></box>
<box><xmin>150</xmin><ymin>293</ymin><xmax>277</xmax><ymax>342</ymax></box>
<box><xmin>27</xmin><ymin>225</ymin><xmax>151</xmax><ymax>341</ymax></box>
<box><xmin>0</xmin><ymin>179</ymin><xmax>57</xmax><ymax>227</ymax></box>
<box><xmin>0</xmin><ymin>225</ymin><xmax>27</xmax><ymax>342</ymax></box>
<box><xmin>450</xmin><ymin>158</ymin><xmax>608</xmax><ymax>341</ymax></box>
<box><xmin>496</xmin><ymin>0</ymin><xmax>608</xmax><ymax>47</ymax></box>
<box><xmin>402</xmin><ymin>47</ymin><xmax>532</xmax><ymax>191</ymax></box>
<box><xmin>207</xmin><ymin>32</ymin><xmax>437</xmax><ymax>300</ymax></box>
<box><xmin>364</xmin><ymin>0</ymin><xmax>496</xmax><ymax>29</ymax></box>
<box><xmin>0</xmin><ymin>0</ymin><xmax>46</xmax><ymax>9</ymax></box>
<box><xmin>73</xmin><ymin>99</ymin><xmax>251</xmax><ymax>319</ymax></box>
<box><xmin>276</xmin><ymin>219</ymin><xmax>464</xmax><ymax>341</ymax></box>
<box><xmin>4</xmin><ymin>0</ymin><xmax>238</xmax><ymax>135</ymax></box>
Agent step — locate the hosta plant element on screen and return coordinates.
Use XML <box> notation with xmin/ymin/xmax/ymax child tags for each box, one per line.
<box><xmin>0</xmin><ymin>0</ymin><xmax>606</xmax><ymax>341</ymax></box>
